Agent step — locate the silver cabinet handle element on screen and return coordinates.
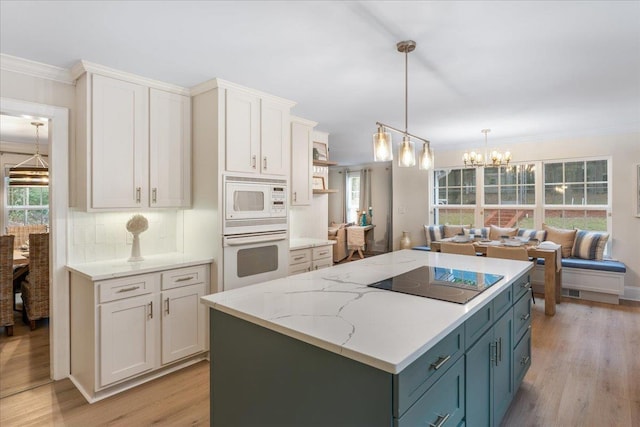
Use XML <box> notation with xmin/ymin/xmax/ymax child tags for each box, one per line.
<box><xmin>175</xmin><ymin>276</ymin><xmax>194</xmax><ymax>282</ymax></box>
<box><xmin>148</xmin><ymin>301</ymin><xmax>153</xmax><ymax>319</ymax></box>
<box><xmin>318</xmin><ymin>251</ymin><xmax>329</xmax><ymax>256</ymax></box>
<box><xmin>491</xmin><ymin>342</ymin><xmax>498</xmax><ymax>366</ymax></box>
<box><xmin>521</xmin><ymin>281</ymin><xmax>531</xmax><ymax>289</ymax></box>
<box><xmin>293</xmin><ymin>192</ymin><xmax>297</xmax><ymax>202</ymax></box>
<box><xmin>252</xmin><ymin>155</ymin><xmax>257</xmax><ymax>169</ymax></box>
<box><xmin>117</xmin><ymin>286</ymin><xmax>140</xmax><ymax>293</ymax></box>
<box><xmin>165</xmin><ymin>297</ymin><xmax>170</xmax><ymax>315</ymax></box>
<box><xmin>430</xmin><ymin>355</ymin><xmax>451</xmax><ymax>371</ymax></box>
<box><xmin>520</xmin><ymin>313</ymin><xmax>531</xmax><ymax>321</ymax></box>
<box><xmin>521</xmin><ymin>355</ymin><xmax>531</xmax><ymax>366</ymax></box>
<box><xmin>293</xmin><ymin>256</ymin><xmax>305</xmax><ymax>261</ymax></box>
<box><xmin>136</xmin><ymin>187</ymin><xmax>141</xmax><ymax>203</ymax></box>
<box><xmin>152</xmin><ymin>188</ymin><xmax>157</xmax><ymax>203</ymax></box>
<box><xmin>263</xmin><ymin>156</ymin><xmax>267</xmax><ymax>169</ymax></box>
<box><xmin>430</xmin><ymin>413</ymin><xmax>450</xmax><ymax>427</ymax></box>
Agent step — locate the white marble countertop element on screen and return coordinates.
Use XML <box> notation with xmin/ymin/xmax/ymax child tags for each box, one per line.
<box><xmin>67</xmin><ymin>252</ymin><xmax>214</xmax><ymax>281</ymax></box>
<box><xmin>290</xmin><ymin>237</ymin><xmax>336</xmax><ymax>250</ymax></box>
<box><xmin>201</xmin><ymin>249</ymin><xmax>532</xmax><ymax>374</ymax></box>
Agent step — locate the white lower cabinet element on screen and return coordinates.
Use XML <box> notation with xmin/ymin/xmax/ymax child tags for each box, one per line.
<box><xmin>70</xmin><ymin>264</ymin><xmax>209</xmax><ymax>402</ymax></box>
<box><xmin>289</xmin><ymin>244</ymin><xmax>333</xmax><ymax>276</ymax></box>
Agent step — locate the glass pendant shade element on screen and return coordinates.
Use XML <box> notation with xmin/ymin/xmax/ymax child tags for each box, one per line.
<box><xmin>398</xmin><ymin>136</ymin><xmax>415</xmax><ymax>167</ymax></box>
<box><xmin>419</xmin><ymin>143</ymin><xmax>434</xmax><ymax>170</ymax></box>
<box><xmin>372</xmin><ymin>128</ymin><xmax>393</xmax><ymax>162</ymax></box>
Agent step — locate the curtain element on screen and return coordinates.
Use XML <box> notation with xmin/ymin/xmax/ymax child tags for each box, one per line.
<box><xmin>359</xmin><ymin>168</ymin><xmax>372</xmax><ymax>216</ymax></box>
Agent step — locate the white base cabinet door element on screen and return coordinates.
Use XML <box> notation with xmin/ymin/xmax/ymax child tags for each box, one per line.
<box><xmin>161</xmin><ymin>283</ymin><xmax>206</xmax><ymax>365</ymax></box>
<box><xmin>99</xmin><ymin>293</ymin><xmax>157</xmax><ymax>387</ymax></box>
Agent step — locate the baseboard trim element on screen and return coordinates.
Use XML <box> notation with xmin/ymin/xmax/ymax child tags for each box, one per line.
<box><xmin>622</xmin><ymin>286</ymin><xmax>640</xmax><ymax>302</ymax></box>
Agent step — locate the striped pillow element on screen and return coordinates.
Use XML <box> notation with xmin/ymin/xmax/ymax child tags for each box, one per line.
<box><xmin>517</xmin><ymin>229</ymin><xmax>547</xmax><ymax>242</ymax></box>
<box><xmin>572</xmin><ymin>230</ymin><xmax>609</xmax><ymax>260</ymax></box>
<box><xmin>424</xmin><ymin>225</ymin><xmax>444</xmax><ymax>247</ymax></box>
<box><xmin>464</xmin><ymin>227</ymin><xmax>490</xmax><ymax>239</ymax></box>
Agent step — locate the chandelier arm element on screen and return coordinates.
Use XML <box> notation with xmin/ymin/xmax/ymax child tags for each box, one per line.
<box><xmin>375</xmin><ymin>121</ymin><xmax>430</xmax><ymax>145</ymax></box>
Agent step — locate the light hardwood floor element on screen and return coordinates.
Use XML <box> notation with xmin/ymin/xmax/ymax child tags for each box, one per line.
<box><xmin>0</xmin><ymin>297</ymin><xmax>637</xmax><ymax>426</ymax></box>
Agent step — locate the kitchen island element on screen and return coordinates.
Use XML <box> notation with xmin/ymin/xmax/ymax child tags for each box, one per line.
<box><xmin>201</xmin><ymin>249</ymin><xmax>534</xmax><ymax>426</ymax></box>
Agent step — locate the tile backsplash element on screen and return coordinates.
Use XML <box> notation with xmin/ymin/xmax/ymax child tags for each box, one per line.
<box><xmin>68</xmin><ymin>209</ymin><xmax>181</xmax><ymax>263</ymax></box>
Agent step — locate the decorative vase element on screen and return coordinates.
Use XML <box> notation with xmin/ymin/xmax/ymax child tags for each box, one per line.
<box><xmin>130</xmin><ymin>232</ymin><xmax>143</xmax><ymax>262</ymax></box>
<box><xmin>126</xmin><ymin>214</ymin><xmax>149</xmax><ymax>262</ymax></box>
<box><xmin>399</xmin><ymin>231</ymin><xmax>412</xmax><ymax>249</ymax></box>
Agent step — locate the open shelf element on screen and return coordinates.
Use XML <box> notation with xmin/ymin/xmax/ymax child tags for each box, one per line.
<box><xmin>313</xmin><ymin>189</ymin><xmax>338</xmax><ymax>194</ymax></box>
<box><xmin>313</xmin><ymin>159</ymin><xmax>338</xmax><ymax>167</ymax></box>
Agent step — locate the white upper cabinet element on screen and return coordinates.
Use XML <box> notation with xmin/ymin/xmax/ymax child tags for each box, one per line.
<box><xmin>91</xmin><ymin>74</ymin><xmax>149</xmax><ymax>209</ymax></box>
<box><xmin>149</xmin><ymin>89</ymin><xmax>191</xmax><ymax>207</ymax></box>
<box><xmin>72</xmin><ymin>61</ymin><xmax>191</xmax><ymax>211</ymax></box>
<box><xmin>224</xmin><ymin>86</ymin><xmax>292</xmax><ymax>176</ymax></box>
<box><xmin>290</xmin><ymin>116</ymin><xmax>317</xmax><ymax>206</ymax></box>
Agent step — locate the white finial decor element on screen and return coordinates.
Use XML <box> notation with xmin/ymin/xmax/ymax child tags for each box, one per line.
<box><xmin>126</xmin><ymin>214</ymin><xmax>149</xmax><ymax>262</ymax></box>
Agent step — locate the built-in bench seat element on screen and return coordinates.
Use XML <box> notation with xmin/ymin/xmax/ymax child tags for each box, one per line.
<box><xmin>536</xmin><ymin>257</ymin><xmax>626</xmax><ymax>273</ymax></box>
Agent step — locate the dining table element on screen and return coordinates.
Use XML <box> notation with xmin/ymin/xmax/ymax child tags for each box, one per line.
<box><xmin>430</xmin><ymin>239</ymin><xmax>562</xmax><ymax>316</ymax></box>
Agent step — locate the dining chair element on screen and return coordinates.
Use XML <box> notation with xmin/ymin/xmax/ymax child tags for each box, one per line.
<box><xmin>1</xmin><ymin>235</ymin><xmax>15</xmax><ymax>336</ymax></box>
<box><xmin>21</xmin><ymin>233</ymin><xmax>49</xmax><ymax>330</ymax></box>
<box><xmin>440</xmin><ymin>242</ymin><xmax>477</xmax><ymax>256</ymax></box>
<box><xmin>486</xmin><ymin>246</ymin><xmax>535</xmax><ymax>304</ymax></box>
<box><xmin>6</xmin><ymin>224</ymin><xmax>48</xmax><ymax>250</ymax></box>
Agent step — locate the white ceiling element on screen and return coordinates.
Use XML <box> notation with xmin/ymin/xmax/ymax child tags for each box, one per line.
<box><xmin>1</xmin><ymin>1</ymin><xmax>639</xmax><ymax>165</ymax></box>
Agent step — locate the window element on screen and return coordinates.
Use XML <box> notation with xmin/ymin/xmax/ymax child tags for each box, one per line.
<box><xmin>433</xmin><ymin>168</ymin><xmax>476</xmax><ymax>225</ymax></box>
<box><xmin>346</xmin><ymin>171</ymin><xmax>360</xmax><ymax>223</ymax></box>
<box><xmin>543</xmin><ymin>159</ymin><xmax>609</xmax><ymax>232</ymax></box>
<box><xmin>483</xmin><ymin>164</ymin><xmax>536</xmax><ymax>228</ymax></box>
<box><xmin>6</xmin><ymin>185</ymin><xmax>50</xmax><ymax>226</ymax></box>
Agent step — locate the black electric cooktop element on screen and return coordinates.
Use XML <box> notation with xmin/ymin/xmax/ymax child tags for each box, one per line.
<box><xmin>367</xmin><ymin>266</ymin><xmax>504</xmax><ymax>304</ymax></box>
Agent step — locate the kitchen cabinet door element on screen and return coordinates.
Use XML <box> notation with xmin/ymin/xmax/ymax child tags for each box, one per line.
<box><xmin>492</xmin><ymin>309</ymin><xmax>514</xmax><ymax>424</ymax></box>
<box><xmin>92</xmin><ymin>74</ymin><xmax>149</xmax><ymax>208</ymax></box>
<box><xmin>225</xmin><ymin>90</ymin><xmax>260</xmax><ymax>174</ymax></box>
<box><xmin>99</xmin><ymin>293</ymin><xmax>157</xmax><ymax>387</ymax></box>
<box><xmin>260</xmin><ymin>99</ymin><xmax>289</xmax><ymax>176</ymax></box>
<box><xmin>149</xmin><ymin>89</ymin><xmax>191</xmax><ymax>207</ymax></box>
<box><xmin>161</xmin><ymin>283</ymin><xmax>206</xmax><ymax>364</ymax></box>
<box><xmin>290</xmin><ymin>119</ymin><xmax>313</xmax><ymax>205</ymax></box>
<box><xmin>465</xmin><ymin>327</ymin><xmax>493</xmax><ymax>427</ymax></box>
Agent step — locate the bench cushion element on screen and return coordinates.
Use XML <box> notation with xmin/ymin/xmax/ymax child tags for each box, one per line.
<box><xmin>536</xmin><ymin>257</ymin><xmax>626</xmax><ymax>273</ymax></box>
<box><xmin>412</xmin><ymin>246</ymin><xmax>431</xmax><ymax>251</ymax></box>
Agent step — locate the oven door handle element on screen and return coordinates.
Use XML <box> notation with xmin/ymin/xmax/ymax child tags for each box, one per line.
<box><xmin>225</xmin><ymin>234</ymin><xmax>287</xmax><ymax>246</ymax></box>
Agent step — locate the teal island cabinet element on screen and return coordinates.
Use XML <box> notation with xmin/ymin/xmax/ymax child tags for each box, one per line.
<box><xmin>201</xmin><ymin>250</ymin><xmax>533</xmax><ymax>426</ymax></box>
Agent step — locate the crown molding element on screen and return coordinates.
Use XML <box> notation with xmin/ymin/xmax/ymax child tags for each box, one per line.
<box><xmin>0</xmin><ymin>54</ymin><xmax>74</xmax><ymax>85</ymax></box>
<box><xmin>191</xmin><ymin>78</ymin><xmax>296</xmax><ymax>107</ymax></box>
<box><xmin>290</xmin><ymin>115</ymin><xmax>318</xmax><ymax>127</ymax></box>
<box><xmin>71</xmin><ymin>60</ymin><xmax>190</xmax><ymax>96</ymax></box>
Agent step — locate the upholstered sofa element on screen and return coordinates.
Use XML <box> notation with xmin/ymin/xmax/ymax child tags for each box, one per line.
<box><xmin>419</xmin><ymin>223</ymin><xmax>627</xmax><ymax>304</ymax></box>
<box><xmin>328</xmin><ymin>223</ymin><xmax>348</xmax><ymax>263</ymax></box>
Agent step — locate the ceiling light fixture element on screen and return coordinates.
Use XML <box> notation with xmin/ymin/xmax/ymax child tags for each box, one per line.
<box><xmin>462</xmin><ymin>129</ymin><xmax>511</xmax><ymax>168</ymax></box>
<box><xmin>9</xmin><ymin>121</ymin><xmax>49</xmax><ymax>187</ymax></box>
<box><xmin>373</xmin><ymin>40</ymin><xmax>433</xmax><ymax>169</ymax></box>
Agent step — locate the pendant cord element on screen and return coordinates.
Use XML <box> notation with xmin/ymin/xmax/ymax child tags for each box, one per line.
<box><xmin>404</xmin><ymin>48</ymin><xmax>408</xmax><ymax>134</ymax></box>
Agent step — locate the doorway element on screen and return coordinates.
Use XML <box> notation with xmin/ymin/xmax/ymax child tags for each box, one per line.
<box><xmin>0</xmin><ymin>97</ymin><xmax>70</xmax><ymax>390</ymax></box>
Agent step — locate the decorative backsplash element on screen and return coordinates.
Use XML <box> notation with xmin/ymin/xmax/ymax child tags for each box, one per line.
<box><xmin>68</xmin><ymin>209</ymin><xmax>181</xmax><ymax>263</ymax></box>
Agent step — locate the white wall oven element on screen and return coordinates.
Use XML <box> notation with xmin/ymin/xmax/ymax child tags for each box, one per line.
<box><xmin>223</xmin><ymin>175</ymin><xmax>289</xmax><ymax>291</ymax></box>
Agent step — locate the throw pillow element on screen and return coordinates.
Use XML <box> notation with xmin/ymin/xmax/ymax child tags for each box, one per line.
<box><xmin>572</xmin><ymin>230</ymin><xmax>609</xmax><ymax>260</ymax></box>
<box><xmin>517</xmin><ymin>228</ymin><xmax>547</xmax><ymax>242</ymax></box>
<box><xmin>489</xmin><ymin>225</ymin><xmax>519</xmax><ymax>240</ymax></box>
<box><xmin>542</xmin><ymin>224</ymin><xmax>577</xmax><ymax>258</ymax></box>
<box><xmin>463</xmin><ymin>227</ymin><xmax>490</xmax><ymax>239</ymax></box>
<box><xmin>444</xmin><ymin>224</ymin><xmax>469</xmax><ymax>238</ymax></box>
<box><xmin>424</xmin><ymin>225</ymin><xmax>444</xmax><ymax>246</ymax></box>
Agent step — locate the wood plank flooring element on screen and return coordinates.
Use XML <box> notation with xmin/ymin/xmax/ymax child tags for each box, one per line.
<box><xmin>0</xmin><ymin>296</ymin><xmax>637</xmax><ymax>426</ymax></box>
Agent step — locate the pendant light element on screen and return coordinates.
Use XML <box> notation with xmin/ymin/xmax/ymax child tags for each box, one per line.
<box><xmin>373</xmin><ymin>40</ymin><xmax>433</xmax><ymax>170</ymax></box>
<box><xmin>9</xmin><ymin>121</ymin><xmax>49</xmax><ymax>186</ymax></box>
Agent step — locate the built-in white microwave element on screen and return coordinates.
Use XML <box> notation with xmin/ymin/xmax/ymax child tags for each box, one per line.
<box><xmin>223</xmin><ymin>175</ymin><xmax>287</xmax><ymax>235</ymax></box>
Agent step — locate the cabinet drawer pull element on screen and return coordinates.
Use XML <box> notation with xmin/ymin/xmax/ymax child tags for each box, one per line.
<box><xmin>293</xmin><ymin>256</ymin><xmax>305</xmax><ymax>261</ymax></box>
<box><xmin>430</xmin><ymin>413</ymin><xmax>450</xmax><ymax>427</ymax></box>
<box><xmin>318</xmin><ymin>251</ymin><xmax>329</xmax><ymax>256</ymax></box>
<box><xmin>148</xmin><ymin>301</ymin><xmax>153</xmax><ymax>319</ymax></box>
<box><xmin>252</xmin><ymin>155</ymin><xmax>257</xmax><ymax>169</ymax></box>
<box><xmin>429</xmin><ymin>355</ymin><xmax>451</xmax><ymax>371</ymax></box>
<box><xmin>175</xmin><ymin>276</ymin><xmax>194</xmax><ymax>282</ymax></box>
<box><xmin>117</xmin><ymin>286</ymin><xmax>140</xmax><ymax>293</ymax></box>
<box><xmin>152</xmin><ymin>188</ymin><xmax>157</xmax><ymax>203</ymax></box>
<box><xmin>521</xmin><ymin>355</ymin><xmax>531</xmax><ymax>366</ymax></box>
<box><xmin>520</xmin><ymin>312</ymin><xmax>531</xmax><ymax>321</ymax></box>
<box><xmin>165</xmin><ymin>297</ymin><xmax>170</xmax><ymax>315</ymax></box>
<box><xmin>135</xmin><ymin>187</ymin><xmax>141</xmax><ymax>203</ymax></box>
<box><xmin>521</xmin><ymin>281</ymin><xmax>531</xmax><ymax>289</ymax></box>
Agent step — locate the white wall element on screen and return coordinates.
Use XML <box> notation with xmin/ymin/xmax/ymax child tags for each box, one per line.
<box><xmin>419</xmin><ymin>132</ymin><xmax>640</xmax><ymax>296</ymax></box>
<box><xmin>391</xmin><ymin>162</ymin><xmax>431</xmax><ymax>251</ymax></box>
<box><xmin>290</xmin><ymin>194</ymin><xmax>328</xmax><ymax>240</ymax></box>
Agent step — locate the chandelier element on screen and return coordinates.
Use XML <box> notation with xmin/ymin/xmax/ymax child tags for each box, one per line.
<box><xmin>9</xmin><ymin>121</ymin><xmax>49</xmax><ymax>186</ymax></box>
<box><xmin>463</xmin><ymin>129</ymin><xmax>511</xmax><ymax>168</ymax></box>
<box><xmin>372</xmin><ymin>40</ymin><xmax>434</xmax><ymax>170</ymax></box>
